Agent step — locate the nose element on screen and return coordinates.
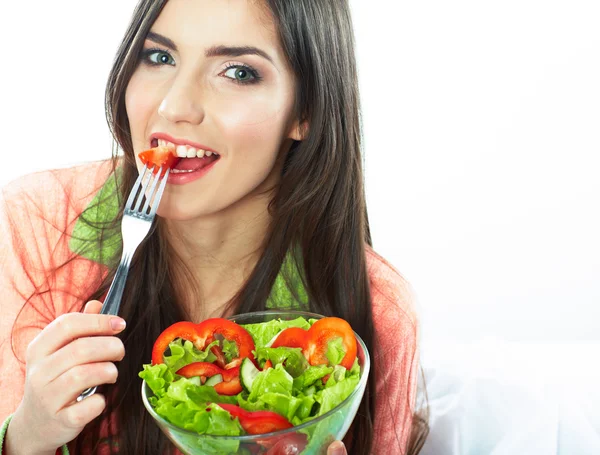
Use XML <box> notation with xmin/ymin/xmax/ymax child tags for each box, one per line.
<box><xmin>157</xmin><ymin>74</ymin><xmax>205</xmax><ymax>125</ymax></box>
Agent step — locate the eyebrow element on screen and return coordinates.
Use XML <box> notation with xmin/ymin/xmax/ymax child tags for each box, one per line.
<box><xmin>146</xmin><ymin>31</ymin><xmax>274</xmax><ymax>65</ymax></box>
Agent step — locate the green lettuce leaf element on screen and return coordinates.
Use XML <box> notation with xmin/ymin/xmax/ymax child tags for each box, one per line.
<box><xmin>325</xmin><ymin>337</ymin><xmax>346</xmax><ymax>366</ymax></box>
<box><xmin>222</xmin><ymin>338</ymin><xmax>239</xmax><ymax>364</ymax></box>
<box><xmin>139</xmin><ymin>363</ymin><xmax>174</xmax><ymax>398</ymax></box>
<box><xmin>241</xmin><ymin>317</ymin><xmax>310</xmax><ymax>348</ymax></box>
<box><xmin>315</xmin><ymin>369</ymin><xmax>360</xmax><ymax>416</ymax></box>
<box><xmin>163</xmin><ymin>339</ymin><xmax>219</xmax><ymax>373</ymax></box>
<box><xmin>248</xmin><ymin>363</ymin><xmax>294</xmax><ymax>400</ymax></box>
<box><xmin>255</xmin><ymin>346</ymin><xmax>309</xmax><ymax>377</ymax></box>
<box><xmin>292</xmin><ymin>365</ymin><xmax>333</xmax><ymax>392</ymax></box>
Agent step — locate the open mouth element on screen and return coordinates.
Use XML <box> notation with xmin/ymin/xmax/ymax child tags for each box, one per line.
<box><xmin>151</xmin><ymin>138</ymin><xmax>220</xmax><ymax>174</ymax></box>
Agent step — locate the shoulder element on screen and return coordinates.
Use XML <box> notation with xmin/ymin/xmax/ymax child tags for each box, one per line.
<box><xmin>1</xmin><ymin>160</ymin><xmax>114</xmax><ymax>215</ymax></box>
<box><xmin>0</xmin><ymin>160</ymin><xmax>115</xmax><ymax>279</ymax></box>
<box><xmin>365</xmin><ymin>245</ymin><xmax>419</xmax><ymax>335</ymax></box>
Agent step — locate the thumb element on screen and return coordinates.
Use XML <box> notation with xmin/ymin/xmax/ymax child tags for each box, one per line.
<box><xmin>327</xmin><ymin>440</ymin><xmax>347</xmax><ymax>455</ymax></box>
<box><xmin>83</xmin><ymin>300</ymin><xmax>103</xmax><ymax>314</ymax></box>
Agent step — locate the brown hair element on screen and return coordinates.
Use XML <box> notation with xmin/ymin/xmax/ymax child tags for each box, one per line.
<box><xmin>23</xmin><ymin>0</ymin><xmax>428</xmax><ymax>453</ymax></box>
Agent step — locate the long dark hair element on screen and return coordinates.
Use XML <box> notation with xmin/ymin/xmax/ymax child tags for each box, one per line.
<box><xmin>33</xmin><ymin>0</ymin><xmax>428</xmax><ymax>453</ymax></box>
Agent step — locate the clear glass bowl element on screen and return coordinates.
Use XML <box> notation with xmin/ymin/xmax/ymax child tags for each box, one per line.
<box><xmin>141</xmin><ymin>310</ymin><xmax>371</xmax><ymax>455</ymax></box>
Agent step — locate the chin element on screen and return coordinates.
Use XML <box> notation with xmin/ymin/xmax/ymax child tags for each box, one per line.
<box><xmin>156</xmin><ymin>195</ymin><xmax>207</xmax><ymax>221</ymax></box>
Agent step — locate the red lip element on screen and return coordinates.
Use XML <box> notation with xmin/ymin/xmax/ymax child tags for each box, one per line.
<box><xmin>151</xmin><ymin>132</ymin><xmax>218</xmax><ymax>154</ymax></box>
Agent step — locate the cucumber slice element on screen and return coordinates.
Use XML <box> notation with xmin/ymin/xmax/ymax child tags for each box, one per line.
<box><xmin>240</xmin><ymin>357</ymin><xmax>260</xmax><ymax>392</ymax></box>
<box><xmin>204</xmin><ymin>374</ymin><xmax>223</xmax><ymax>387</ymax></box>
<box><xmin>188</xmin><ymin>376</ymin><xmax>201</xmax><ymax>386</ymax></box>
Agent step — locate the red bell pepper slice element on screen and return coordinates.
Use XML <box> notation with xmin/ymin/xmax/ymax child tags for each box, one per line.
<box><xmin>151</xmin><ymin>318</ymin><xmax>255</xmax><ymax>367</ymax></box>
<box><xmin>271</xmin><ymin>317</ymin><xmax>357</xmax><ymax>370</ymax></box>
<box><xmin>151</xmin><ymin>321</ymin><xmax>203</xmax><ymax>365</ymax></box>
<box><xmin>218</xmin><ymin>404</ymin><xmax>293</xmax><ymax>435</ymax></box>
<box><xmin>177</xmin><ymin>362</ymin><xmax>243</xmax><ymax>396</ymax></box>
<box><xmin>306</xmin><ymin>317</ymin><xmax>357</xmax><ymax>370</ymax></box>
<box><xmin>195</xmin><ymin>318</ymin><xmax>256</xmax><ymax>367</ymax></box>
<box><xmin>271</xmin><ymin>327</ymin><xmax>308</xmax><ymax>350</ymax></box>
<box><xmin>138</xmin><ymin>146</ymin><xmax>178</xmax><ymax>175</ymax></box>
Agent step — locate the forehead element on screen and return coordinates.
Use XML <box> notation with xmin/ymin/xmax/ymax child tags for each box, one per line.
<box><xmin>151</xmin><ymin>0</ymin><xmax>286</xmax><ymax>64</ymax></box>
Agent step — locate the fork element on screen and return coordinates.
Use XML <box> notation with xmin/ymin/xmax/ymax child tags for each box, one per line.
<box><xmin>76</xmin><ymin>165</ymin><xmax>170</xmax><ymax>402</ymax></box>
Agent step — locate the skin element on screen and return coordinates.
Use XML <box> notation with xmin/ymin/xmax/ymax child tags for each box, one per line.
<box><xmin>125</xmin><ymin>0</ymin><xmax>303</xmax><ymax>319</ymax></box>
<box><xmin>6</xmin><ymin>1</ymin><xmax>347</xmax><ymax>453</ymax></box>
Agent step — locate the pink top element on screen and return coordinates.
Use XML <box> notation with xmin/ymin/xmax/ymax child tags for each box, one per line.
<box><xmin>0</xmin><ymin>162</ymin><xmax>420</xmax><ymax>454</ymax></box>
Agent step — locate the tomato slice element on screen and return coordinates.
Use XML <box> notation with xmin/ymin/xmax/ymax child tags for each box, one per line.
<box><xmin>218</xmin><ymin>404</ymin><xmax>293</xmax><ymax>435</ymax></box>
<box><xmin>151</xmin><ymin>321</ymin><xmax>202</xmax><ymax>365</ymax></box>
<box><xmin>138</xmin><ymin>146</ymin><xmax>178</xmax><ymax>175</ymax></box>
<box><xmin>271</xmin><ymin>327</ymin><xmax>309</xmax><ymax>351</ymax></box>
<box><xmin>263</xmin><ymin>359</ymin><xmax>273</xmax><ymax>370</ymax></box>
<box><xmin>264</xmin><ymin>433</ymin><xmax>308</xmax><ymax>454</ymax></box>
<box><xmin>176</xmin><ymin>362</ymin><xmax>243</xmax><ymax>395</ymax></box>
<box><xmin>306</xmin><ymin>317</ymin><xmax>357</xmax><ymax>370</ymax></box>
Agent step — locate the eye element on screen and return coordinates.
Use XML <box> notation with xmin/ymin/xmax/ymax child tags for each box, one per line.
<box><xmin>141</xmin><ymin>48</ymin><xmax>175</xmax><ymax>66</ymax></box>
<box><xmin>222</xmin><ymin>65</ymin><xmax>261</xmax><ymax>84</ymax></box>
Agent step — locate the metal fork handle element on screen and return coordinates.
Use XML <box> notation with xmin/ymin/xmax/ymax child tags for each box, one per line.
<box><xmin>76</xmin><ymin>249</ymin><xmax>134</xmax><ymax>402</ymax></box>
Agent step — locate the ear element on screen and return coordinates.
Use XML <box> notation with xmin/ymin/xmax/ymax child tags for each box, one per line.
<box><xmin>287</xmin><ymin>118</ymin><xmax>309</xmax><ymax>141</ymax></box>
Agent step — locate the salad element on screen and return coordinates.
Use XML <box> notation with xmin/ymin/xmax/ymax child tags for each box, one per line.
<box><xmin>139</xmin><ymin>315</ymin><xmax>362</xmax><ymax>452</ymax></box>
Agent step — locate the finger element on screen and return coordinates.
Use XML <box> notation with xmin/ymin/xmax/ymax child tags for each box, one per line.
<box><xmin>56</xmin><ymin>393</ymin><xmax>106</xmax><ymax>430</ymax></box>
<box><xmin>327</xmin><ymin>441</ymin><xmax>347</xmax><ymax>455</ymax></box>
<box><xmin>43</xmin><ymin>336</ymin><xmax>125</xmax><ymax>383</ymax></box>
<box><xmin>50</xmin><ymin>362</ymin><xmax>119</xmax><ymax>405</ymax></box>
<box><xmin>28</xmin><ymin>311</ymin><xmax>126</xmax><ymax>361</ymax></box>
<box><xmin>83</xmin><ymin>300</ymin><xmax>103</xmax><ymax>314</ymax></box>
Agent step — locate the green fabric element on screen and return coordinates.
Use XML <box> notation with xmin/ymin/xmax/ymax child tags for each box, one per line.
<box><xmin>69</xmin><ymin>167</ymin><xmax>123</xmax><ymax>267</ymax></box>
<box><xmin>68</xmin><ymin>170</ymin><xmax>309</xmax><ymax>310</ymax></box>
<box><xmin>0</xmin><ymin>414</ymin><xmax>69</xmax><ymax>454</ymax></box>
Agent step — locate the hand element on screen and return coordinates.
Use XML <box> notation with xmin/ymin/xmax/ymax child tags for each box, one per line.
<box><xmin>327</xmin><ymin>440</ymin><xmax>347</xmax><ymax>455</ymax></box>
<box><xmin>4</xmin><ymin>301</ymin><xmax>126</xmax><ymax>455</ymax></box>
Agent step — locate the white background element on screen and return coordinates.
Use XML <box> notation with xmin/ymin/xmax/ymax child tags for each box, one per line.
<box><xmin>1</xmin><ymin>1</ymin><xmax>598</xmax><ymax>346</ymax></box>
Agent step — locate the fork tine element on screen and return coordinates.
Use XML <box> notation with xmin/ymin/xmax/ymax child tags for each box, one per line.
<box><xmin>125</xmin><ymin>166</ymin><xmax>151</xmax><ymax>210</ymax></box>
<box><xmin>141</xmin><ymin>166</ymin><xmax>163</xmax><ymax>215</ymax></box>
<box><xmin>148</xmin><ymin>169</ymin><xmax>170</xmax><ymax>217</ymax></box>
<box><xmin>133</xmin><ymin>166</ymin><xmax>158</xmax><ymax>212</ymax></box>
<box><xmin>141</xmin><ymin>166</ymin><xmax>167</xmax><ymax>215</ymax></box>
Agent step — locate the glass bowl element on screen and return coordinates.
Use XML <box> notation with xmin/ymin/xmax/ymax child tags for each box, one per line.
<box><xmin>141</xmin><ymin>310</ymin><xmax>371</xmax><ymax>455</ymax></box>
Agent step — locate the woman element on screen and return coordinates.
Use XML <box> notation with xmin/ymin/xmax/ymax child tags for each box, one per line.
<box><xmin>0</xmin><ymin>0</ymin><xmax>426</xmax><ymax>454</ymax></box>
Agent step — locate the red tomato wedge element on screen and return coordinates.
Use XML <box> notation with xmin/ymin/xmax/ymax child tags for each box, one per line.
<box><xmin>218</xmin><ymin>404</ymin><xmax>293</xmax><ymax>434</ymax></box>
<box><xmin>264</xmin><ymin>433</ymin><xmax>308</xmax><ymax>454</ymax></box>
<box><xmin>138</xmin><ymin>146</ymin><xmax>178</xmax><ymax>175</ymax></box>
<box><xmin>271</xmin><ymin>317</ymin><xmax>357</xmax><ymax>370</ymax></box>
<box><xmin>177</xmin><ymin>362</ymin><xmax>242</xmax><ymax>396</ymax></box>
<box><xmin>151</xmin><ymin>318</ymin><xmax>255</xmax><ymax>368</ymax></box>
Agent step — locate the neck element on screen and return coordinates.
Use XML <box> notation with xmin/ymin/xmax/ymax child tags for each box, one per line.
<box><xmin>165</xmin><ymin>192</ymin><xmax>273</xmax><ymax>319</ymax></box>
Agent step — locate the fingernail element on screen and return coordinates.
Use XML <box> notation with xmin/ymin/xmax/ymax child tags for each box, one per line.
<box><xmin>111</xmin><ymin>317</ymin><xmax>126</xmax><ymax>331</ymax></box>
<box><xmin>328</xmin><ymin>441</ymin><xmax>346</xmax><ymax>455</ymax></box>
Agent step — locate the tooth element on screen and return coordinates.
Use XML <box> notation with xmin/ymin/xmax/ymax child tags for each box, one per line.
<box><xmin>176</xmin><ymin>145</ymin><xmax>188</xmax><ymax>158</ymax></box>
<box><xmin>196</xmin><ymin>149</ymin><xmax>205</xmax><ymax>158</ymax></box>
<box><xmin>158</xmin><ymin>139</ymin><xmax>166</xmax><ymax>147</ymax></box>
<box><xmin>205</xmin><ymin>151</ymin><xmax>213</xmax><ymax>156</ymax></box>
<box><xmin>186</xmin><ymin>147</ymin><xmax>196</xmax><ymax>158</ymax></box>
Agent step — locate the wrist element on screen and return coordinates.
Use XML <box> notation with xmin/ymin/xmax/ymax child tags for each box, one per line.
<box><xmin>4</xmin><ymin>411</ymin><xmax>56</xmax><ymax>455</ymax></box>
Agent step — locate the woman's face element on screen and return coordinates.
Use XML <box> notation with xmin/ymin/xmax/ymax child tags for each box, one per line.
<box><xmin>125</xmin><ymin>0</ymin><xmax>301</xmax><ymax>221</ymax></box>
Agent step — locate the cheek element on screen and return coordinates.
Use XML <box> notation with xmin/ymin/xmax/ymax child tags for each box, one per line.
<box><xmin>125</xmin><ymin>74</ymin><xmax>160</xmax><ymax>144</ymax></box>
